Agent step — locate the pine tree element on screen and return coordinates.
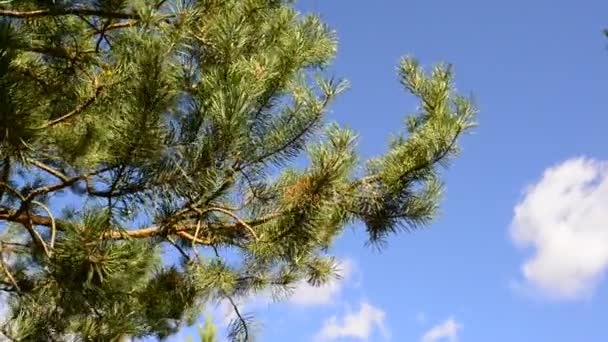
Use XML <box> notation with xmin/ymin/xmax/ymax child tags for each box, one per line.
<box><xmin>0</xmin><ymin>0</ymin><xmax>476</xmax><ymax>341</ymax></box>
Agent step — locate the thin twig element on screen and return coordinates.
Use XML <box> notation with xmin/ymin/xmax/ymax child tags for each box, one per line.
<box><xmin>0</xmin><ymin>182</ymin><xmax>23</xmax><ymax>201</ymax></box>
<box><xmin>176</xmin><ymin>231</ymin><xmax>212</xmax><ymax>245</ymax></box>
<box><xmin>25</xmin><ymin>212</ymin><xmax>50</xmax><ymax>258</ymax></box>
<box><xmin>155</xmin><ymin>0</ymin><xmax>170</xmax><ymax>9</ymax></box>
<box><xmin>23</xmin><ymin>165</ymin><xmax>114</xmax><ymax>203</ymax></box>
<box><xmin>225</xmin><ymin>292</ymin><xmax>250</xmax><ymax>341</ymax></box>
<box><xmin>104</xmin><ymin>20</ymin><xmax>138</xmax><ymax>31</ymax></box>
<box><xmin>193</xmin><ymin>207</ymin><xmax>258</xmax><ymax>240</ymax></box>
<box><xmin>0</xmin><ymin>243</ymin><xmax>20</xmax><ymax>292</ymax></box>
<box><xmin>209</xmin><ymin>207</ymin><xmax>258</xmax><ymax>240</ymax></box>
<box><xmin>37</xmin><ymin>86</ymin><xmax>102</xmax><ymax>129</ymax></box>
<box><xmin>31</xmin><ymin>201</ymin><xmax>56</xmax><ymax>252</ymax></box>
<box><xmin>212</xmin><ymin>244</ymin><xmax>250</xmax><ymax>341</ymax></box>
<box><xmin>0</xmin><ymin>241</ymin><xmax>30</xmax><ymax>249</ymax></box>
<box><xmin>191</xmin><ymin>219</ymin><xmax>202</xmax><ymax>258</ymax></box>
<box><xmin>27</xmin><ymin>159</ymin><xmax>69</xmax><ymax>182</ymax></box>
<box><xmin>95</xmin><ymin>19</ymin><xmax>113</xmax><ymax>53</ymax></box>
<box><xmin>166</xmin><ymin>236</ymin><xmax>190</xmax><ymax>261</ymax></box>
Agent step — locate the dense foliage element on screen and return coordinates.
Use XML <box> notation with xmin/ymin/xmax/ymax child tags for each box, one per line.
<box><xmin>0</xmin><ymin>0</ymin><xmax>476</xmax><ymax>340</ymax></box>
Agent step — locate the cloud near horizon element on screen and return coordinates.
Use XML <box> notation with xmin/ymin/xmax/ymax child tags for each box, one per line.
<box><xmin>510</xmin><ymin>157</ymin><xmax>608</xmax><ymax>299</ymax></box>
<box><xmin>420</xmin><ymin>317</ymin><xmax>462</xmax><ymax>342</ymax></box>
<box><xmin>315</xmin><ymin>302</ymin><xmax>390</xmax><ymax>341</ymax></box>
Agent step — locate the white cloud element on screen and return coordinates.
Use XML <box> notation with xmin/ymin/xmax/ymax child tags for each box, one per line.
<box><xmin>315</xmin><ymin>302</ymin><xmax>390</xmax><ymax>341</ymax></box>
<box><xmin>216</xmin><ymin>258</ymin><xmax>355</xmax><ymax>327</ymax></box>
<box><xmin>421</xmin><ymin>317</ymin><xmax>462</xmax><ymax>342</ymax></box>
<box><xmin>289</xmin><ymin>258</ymin><xmax>354</xmax><ymax>306</ymax></box>
<box><xmin>510</xmin><ymin>157</ymin><xmax>608</xmax><ymax>299</ymax></box>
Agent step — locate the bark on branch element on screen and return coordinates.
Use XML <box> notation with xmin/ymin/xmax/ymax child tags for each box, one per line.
<box><xmin>0</xmin><ymin>208</ymin><xmax>279</xmax><ymax>243</ymax></box>
<box><xmin>0</xmin><ymin>8</ymin><xmax>140</xmax><ymax>20</ymax></box>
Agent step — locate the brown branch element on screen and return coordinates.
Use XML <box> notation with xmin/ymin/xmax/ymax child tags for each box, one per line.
<box><xmin>18</xmin><ymin>45</ymin><xmax>97</xmax><ymax>61</ymax></box>
<box><xmin>166</xmin><ymin>236</ymin><xmax>191</xmax><ymax>261</ymax></box>
<box><xmin>176</xmin><ymin>231</ymin><xmax>212</xmax><ymax>245</ymax></box>
<box><xmin>92</xmin><ymin>0</ymin><xmax>170</xmax><ymax>32</ymax></box>
<box><xmin>105</xmin><ymin>20</ymin><xmax>138</xmax><ymax>31</ymax></box>
<box><xmin>24</xmin><ymin>165</ymin><xmax>114</xmax><ymax>202</ymax></box>
<box><xmin>0</xmin><ymin>182</ymin><xmax>24</xmax><ymax>201</ymax></box>
<box><xmin>224</xmin><ymin>291</ymin><xmax>250</xmax><ymax>341</ymax></box>
<box><xmin>199</xmin><ymin>207</ymin><xmax>258</xmax><ymax>240</ymax></box>
<box><xmin>0</xmin><ymin>8</ymin><xmax>141</xmax><ymax>20</ymax></box>
<box><xmin>107</xmin><ymin>226</ymin><xmax>162</xmax><ymax>239</ymax></box>
<box><xmin>4</xmin><ymin>202</ymin><xmax>275</xmax><ymax>235</ymax></box>
<box><xmin>0</xmin><ymin>249</ymin><xmax>19</xmax><ymax>292</ymax></box>
<box><xmin>0</xmin><ymin>207</ymin><xmax>280</xmax><ymax>244</ymax></box>
<box><xmin>90</xmin><ymin>14</ymin><xmax>174</xmax><ymax>36</ymax></box>
<box><xmin>192</xmin><ymin>219</ymin><xmax>202</xmax><ymax>252</ymax></box>
<box><xmin>0</xmin><ymin>241</ymin><xmax>31</xmax><ymax>249</ymax></box>
<box><xmin>0</xmin><ymin>208</ymin><xmax>156</xmax><ymax>239</ymax></box>
<box><xmin>86</xmin><ymin>182</ymin><xmax>145</xmax><ymax>198</ymax></box>
<box><xmin>169</xmin><ymin>178</ymin><xmax>236</xmax><ymax>224</ymax></box>
<box><xmin>32</xmin><ymin>200</ymin><xmax>56</xmax><ymax>251</ymax></box>
<box><xmin>37</xmin><ymin>86</ymin><xmax>102</xmax><ymax>129</ymax></box>
<box><xmin>24</xmin><ymin>211</ymin><xmax>50</xmax><ymax>258</ymax></box>
<box><xmin>27</xmin><ymin>159</ymin><xmax>69</xmax><ymax>182</ymax></box>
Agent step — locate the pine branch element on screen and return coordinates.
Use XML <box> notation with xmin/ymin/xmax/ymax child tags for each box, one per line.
<box><xmin>192</xmin><ymin>219</ymin><xmax>202</xmax><ymax>253</ymax></box>
<box><xmin>37</xmin><ymin>86</ymin><xmax>103</xmax><ymax>129</ymax></box>
<box><xmin>242</xmin><ymin>98</ymin><xmax>329</xmax><ymax>169</ymax></box>
<box><xmin>18</xmin><ymin>45</ymin><xmax>97</xmax><ymax>61</ymax></box>
<box><xmin>169</xmin><ymin>178</ymin><xmax>237</xmax><ymax>225</ymax></box>
<box><xmin>0</xmin><ymin>1</ymin><xmax>476</xmax><ymax>337</ymax></box>
<box><xmin>196</xmin><ymin>207</ymin><xmax>258</xmax><ymax>240</ymax></box>
<box><xmin>0</xmin><ymin>8</ymin><xmax>141</xmax><ymax>20</ymax></box>
<box><xmin>348</xmin><ymin>126</ymin><xmax>463</xmax><ymax>191</ymax></box>
<box><xmin>24</xmin><ymin>165</ymin><xmax>115</xmax><ymax>202</ymax></box>
<box><xmin>0</xmin><ymin>207</ymin><xmax>277</xmax><ymax>243</ymax></box>
<box><xmin>27</xmin><ymin>159</ymin><xmax>69</xmax><ymax>182</ymax></box>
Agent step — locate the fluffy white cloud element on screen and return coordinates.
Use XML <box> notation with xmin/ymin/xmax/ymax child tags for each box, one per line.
<box><xmin>420</xmin><ymin>317</ymin><xmax>462</xmax><ymax>342</ymax></box>
<box><xmin>289</xmin><ymin>258</ymin><xmax>354</xmax><ymax>306</ymax></box>
<box><xmin>510</xmin><ymin>157</ymin><xmax>608</xmax><ymax>299</ymax></box>
<box><xmin>315</xmin><ymin>302</ymin><xmax>390</xmax><ymax>341</ymax></box>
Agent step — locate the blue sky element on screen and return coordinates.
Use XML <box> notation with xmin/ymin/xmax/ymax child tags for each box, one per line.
<box><xmin>173</xmin><ymin>0</ymin><xmax>608</xmax><ymax>341</ymax></box>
